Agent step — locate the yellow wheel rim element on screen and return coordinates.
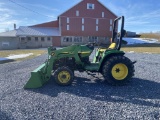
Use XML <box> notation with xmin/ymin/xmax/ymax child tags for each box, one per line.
<box><xmin>111</xmin><ymin>63</ymin><xmax>128</xmax><ymax>80</ymax></box>
<box><xmin>58</xmin><ymin>71</ymin><xmax>71</xmax><ymax>83</ymax></box>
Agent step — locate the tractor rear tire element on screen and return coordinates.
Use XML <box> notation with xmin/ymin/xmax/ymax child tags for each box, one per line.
<box><xmin>54</xmin><ymin>66</ymin><xmax>74</xmax><ymax>86</ymax></box>
<box><xmin>102</xmin><ymin>55</ymin><xmax>134</xmax><ymax>85</ymax></box>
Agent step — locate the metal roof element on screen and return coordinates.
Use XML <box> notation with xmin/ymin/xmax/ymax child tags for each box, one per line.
<box><xmin>16</xmin><ymin>26</ymin><xmax>60</xmax><ymax>36</ymax></box>
<box><xmin>0</xmin><ymin>27</ymin><xmax>61</xmax><ymax>37</ymax></box>
<box><xmin>0</xmin><ymin>30</ymin><xmax>17</xmax><ymax>37</ymax></box>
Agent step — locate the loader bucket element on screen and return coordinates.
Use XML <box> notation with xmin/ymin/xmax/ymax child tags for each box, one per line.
<box><xmin>24</xmin><ymin>63</ymin><xmax>50</xmax><ymax>89</ymax></box>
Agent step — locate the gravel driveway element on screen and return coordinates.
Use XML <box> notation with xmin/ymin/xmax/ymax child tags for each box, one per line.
<box><xmin>0</xmin><ymin>52</ymin><xmax>160</xmax><ymax>120</ymax></box>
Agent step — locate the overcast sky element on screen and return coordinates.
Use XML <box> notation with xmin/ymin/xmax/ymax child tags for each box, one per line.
<box><xmin>0</xmin><ymin>0</ymin><xmax>160</xmax><ymax>33</ymax></box>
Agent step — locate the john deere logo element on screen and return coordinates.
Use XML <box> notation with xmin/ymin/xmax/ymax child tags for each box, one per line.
<box><xmin>51</xmin><ymin>52</ymin><xmax>55</xmax><ymax>56</ymax></box>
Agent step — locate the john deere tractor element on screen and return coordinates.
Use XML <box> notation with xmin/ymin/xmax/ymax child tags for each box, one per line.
<box><xmin>24</xmin><ymin>16</ymin><xmax>135</xmax><ymax>89</ymax></box>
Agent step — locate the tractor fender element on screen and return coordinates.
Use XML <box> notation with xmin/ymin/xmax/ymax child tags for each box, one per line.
<box><xmin>98</xmin><ymin>51</ymin><xmax>125</xmax><ymax>72</ymax></box>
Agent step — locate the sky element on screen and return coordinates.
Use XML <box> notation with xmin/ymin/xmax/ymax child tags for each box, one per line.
<box><xmin>0</xmin><ymin>0</ymin><xmax>160</xmax><ymax>33</ymax></box>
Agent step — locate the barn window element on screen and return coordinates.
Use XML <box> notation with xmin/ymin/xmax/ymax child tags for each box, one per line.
<box><xmin>74</xmin><ymin>36</ymin><xmax>82</xmax><ymax>42</ymax></box>
<box><xmin>20</xmin><ymin>37</ymin><xmax>26</xmax><ymax>43</ymax></box>
<box><xmin>96</xmin><ymin>19</ymin><xmax>99</xmax><ymax>25</ymax></box>
<box><xmin>41</xmin><ymin>37</ymin><xmax>45</xmax><ymax>41</ymax></box>
<box><xmin>82</xmin><ymin>25</ymin><xmax>84</xmax><ymax>31</ymax></box>
<box><xmin>69</xmin><ymin>37</ymin><xmax>72</xmax><ymax>42</ymax></box>
<box><xmin>35</xmin><ymin>37</ymin><xmax>38</xmax><ymax>41</ymax></box>
<box><xmin>66</xmin><ymin>37</ymin><xmax>69</xmax><ymax>42</ymax></box>
<box><xmin>87</xmin><ymin>3</ymin><xmax>95</xmax><ymax>9</ymax></box>
<box><xmin>21</xmin><ymin>37</ymin><xmax>25</xmax><ymax>41</ymax></box>
<box><xmin>88</xmin><ymin>36</ymin><xmax>98</xmax><ymax>42</ymax></box>
<box><xmin>76</xmin><ymin>10</ymin><xmax>79</xmax><ymax>16</ymax></box>
<box><xmin>2</xmin><ymin>42</ymin><xmax>9</xmax><ymax>46</ymax></box>
<box><xmin>67</xmin><ymin>25</ymin><xmax>69</xmax><ymax>30</ymax></box>
<box><xmin>27</xmin><ymin>37</ymin><xmax>31</xmax><ymax>41</ymax></box>
<box><xmin>96</xmin><ymin>26</ymin><xmax>98</xmax><ymax>31</ymax></box>
<box><xmin>102</xmin><ymin>12</ymin><xmax>104</xmax><ymax>18</ymax></box>
<box><xmin>110</xmin><ymin>26</ymin><xmax>112</xmax><ymax>31</ymax></box>
<box><xmin>82</xmin><ymin>18</ymin><xmax>84</xmax><ymax>24</ymax></box>
<box><xmin>47</xmin><ymin>37</ymin><xmax>51</xmax><ymax>41</ymax></box>
<box><xmin>110</xmin><ymin>19</ymin><xmax>113</xmax><ymax>25</ymax></box>
<box><xmin>63</xmin><ymin>37</ymin><xmax>72</xmax><ymax>42</ymax></box>
<box><xmin>67</xmin><ymin>17</ymin><xmax>69</xmax><ymax>23</ymax></box>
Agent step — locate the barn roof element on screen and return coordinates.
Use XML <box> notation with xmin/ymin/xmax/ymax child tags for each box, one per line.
<box><xmin>0</xmin><ymin>30</ymin><xmax>17</xmax><ymax>37</ymax></box>
<box><xmin>16</xmin><ymin>26</ymin><xmax>60</xmax><ymax>36</ymax></box>
<box><xmin>0</xmin><ymin>27</ymin><xmax>61</xmax><ymax>37</ymax></box>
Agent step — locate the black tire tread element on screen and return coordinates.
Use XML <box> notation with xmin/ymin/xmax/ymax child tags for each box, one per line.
<box><xmin>102</xmin><ymin>55</ymin><xmax>135</xmax><ymax>85</ymax></box>
<box><xmin>54</xmin><ymin>66</ymin><xmax>74</xmax><ymax>86</ymax></box>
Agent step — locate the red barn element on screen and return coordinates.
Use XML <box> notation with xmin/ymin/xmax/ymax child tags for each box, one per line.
<box><xmin>31</xmin><ymin>0</ymin><xmax>117</xmax><ymax>47</ymax></box>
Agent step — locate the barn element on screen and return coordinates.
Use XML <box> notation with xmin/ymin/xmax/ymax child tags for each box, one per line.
<box><xmin>0</xmin><ymin>0</ymin><xmax>117</xmax><ymax>49</ymax></box>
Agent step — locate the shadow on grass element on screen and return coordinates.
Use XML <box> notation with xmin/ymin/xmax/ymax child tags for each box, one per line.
<box><xmin>28</xmin><ymin>76</ymin><xmax>160</xmax><ymax>107</ymax></box>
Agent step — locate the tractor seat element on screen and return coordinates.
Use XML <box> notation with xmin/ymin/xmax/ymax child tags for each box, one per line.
<box><xmin>98</xmin><ymin>43</ymin><xmax>116</xmax><ymax>53</ymax></box>
<box><xmin>108</xmin><ymin>42</ymin><xmax>116</xmax><ymax>49</ymax></box>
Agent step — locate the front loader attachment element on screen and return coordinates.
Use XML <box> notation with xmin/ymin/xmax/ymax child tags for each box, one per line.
<box><xmin>24</xmin><ymin>62</ymin><xmax>51</xmax><ymax>89</ymax></box>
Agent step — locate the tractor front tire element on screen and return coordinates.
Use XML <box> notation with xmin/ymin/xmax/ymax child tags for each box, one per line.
<box><xmin>102</xmin><ymin>55</ymin><xmax>134</xmax><ymax>85</ymax></box>
<box><xmin>54</xmin><ymin>67</ymin><xmax>74</xmax><ymax>86</ymax></box>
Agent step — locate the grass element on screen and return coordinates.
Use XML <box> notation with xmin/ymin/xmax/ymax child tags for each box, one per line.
<box><xmin>122</xmin><ymin>43</ymin><xmax>160</xmax><ymax>47</ymax></box>
<box><xmin>0</xmin><ymin>49</ymin><xmax>47</xmax><ymax>61</ymax></box>
<box><xmin>140</xmin><ymin>33</ymin><xmax>160</xmax><ymax>42</ymax></box>
<box><xmin>121</xmin><ymin>44</ymin><xmax>160</xmax><ymax>54</ymax></box>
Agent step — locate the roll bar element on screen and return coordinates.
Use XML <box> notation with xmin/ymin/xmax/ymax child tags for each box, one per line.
<box><xmin>112</xmin><ymin>16</ymin><xmax>126</xmax><ymax>50</ymax></box>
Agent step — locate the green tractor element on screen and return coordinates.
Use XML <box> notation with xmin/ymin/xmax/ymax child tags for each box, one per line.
<box><xmin>24</xmin><ymin>16</ymin><xmax>135</xmax><ymax>89</ymax></box>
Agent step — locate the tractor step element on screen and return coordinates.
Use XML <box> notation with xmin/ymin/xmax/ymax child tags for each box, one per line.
<box><xmin>84</xmin><ymin>63</ymin><xmax>99</xmax><ymax>71</ymax></box>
